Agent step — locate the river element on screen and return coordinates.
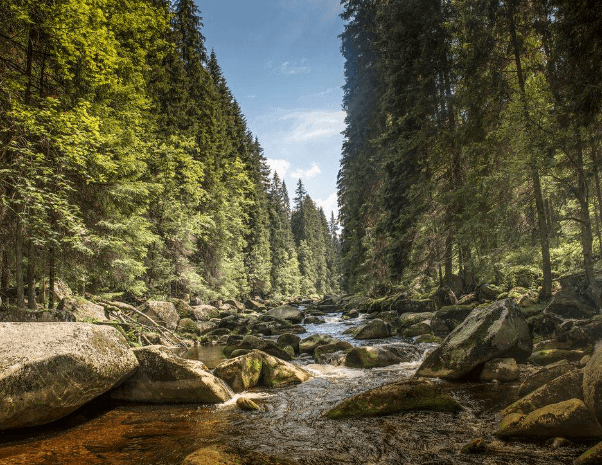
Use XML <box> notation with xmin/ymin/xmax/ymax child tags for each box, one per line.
<box><xmin>0</xmin><ymin>312</ymin><xmax>589</xmax><ymax>464</ymax></box>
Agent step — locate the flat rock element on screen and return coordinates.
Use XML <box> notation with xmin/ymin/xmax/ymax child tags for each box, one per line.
<box><xmin>0</xmin><ymin>322</ymin><xmax>138</xmax><ymax>430</ymax></box>
<box><xmin>416</xmin><ymin>299</ymin><xmax>532</xmax><ymax>380</ymax></box>
<box><xmin>324</xmin><ymin>378</ymin><xmax>462</xmax><ymax>419</ymax></box>
<box><xmin>110</xmin><ymin>346</ymin><xmax>232</xmax><ymax>403</ymax></box>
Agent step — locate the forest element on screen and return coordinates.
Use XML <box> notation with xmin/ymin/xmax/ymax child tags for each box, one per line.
<box><xmin>0</xmin><ymin>0</ymin><xmax>340</xmax><ymax>308</ymax></box>
<box><xmin>338</xmin><ymin>0</ymin><xmax>602</xmax><ymax>300</ymax></box>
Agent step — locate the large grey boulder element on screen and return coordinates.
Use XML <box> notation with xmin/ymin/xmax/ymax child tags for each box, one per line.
<box><xmin>110</xmin><ymin>346</ymin><xmax>232</xmax><ymax>403</ymax></box>
<box><xmin>0</xmin><ymin>322</ymin><xmax>138</xmax><ymax>430</ymax></box>
<box><xmin>430</xmin><ymin>304</ymin><xmax>476</xmax><ymax>337</ymax></box>
<box><xmin>415</xmin><ymin>299</ymin><xmax>532</xmax><ymax>380</ymax></box>
<box><xmin>267</xmin><ymin>305</ymin><xmax>304</xmax><ymax>324</ymax></box>
<box><xmin>190</xmin><ymin>304</ymin><xmax>220</xmax><ymax>321</ymax></box>
<box><xmin>354</xmin><ymin>318</ymin><xmax>392</xmax><ymax>340</ymax></box>
<box><xmin>213</xmin><ymin>350</ymin><xmax>310</xmax><ymax>393</ymax></box>
<box><xmin>138</xmin><ymin>301</ymin><xmax>179</xmax><ymax>330</ymax></box>
<box><xmin>58</xmin><ymin>296</ymin><xmax>109</xmax><ymax>322</ymax></box>
<box><xmin>545</xmin><ymin>289</ymin><xmax>597</xmax><ymax>320</ymax></box>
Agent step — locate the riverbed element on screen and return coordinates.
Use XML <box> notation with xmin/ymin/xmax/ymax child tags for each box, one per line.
<box><xmin>0</xmin><ymin>312</ymin><xmax>590</xmax><ymax>464</ymax></box>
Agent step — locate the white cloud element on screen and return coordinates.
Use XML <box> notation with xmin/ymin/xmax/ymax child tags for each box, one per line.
<box><xmin>281</xmin><ymin>59</ymin><xmax>310</xmax><ymax>75</ymax></box>
<box><xmin>281</xmin><ymin>110</ymin><xmax>345</xmax><ymax>142</ymax></box>
<box><xmin>266</xmin><ymin>158</ymin><xmax>291</xmax><ymax>179</ymax></box>
<box><xmin>246</xmin><ymin>94</ymin><xmax>256</xmax><ymax>99</ymax></box>
<box><xmin>290</xmin><ymin>162</ymin><xmax>321</xmax><ymax>180</ymax></box>
<box><xmin>316</xmin><ymin>192</ymin><xmax>338</xmax><ymax>216</ymax></box>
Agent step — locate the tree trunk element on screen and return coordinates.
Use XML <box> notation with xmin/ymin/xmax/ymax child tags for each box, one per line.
<box><xmin>444</xmin><ymin>232</ymin><xmax>453</xmax><ymax>280</ymax></box>
<box><xmin>1</xmin><ymin>249</ymin><xmax>8</xmax><ymax>293</ymax></box>
<box><xmin>576</xmin><ymin>132</ymin><xmax>596</xmax><ymax>289</ymax></box>
<box><xmin>508</xmin><ymin>1</ymin><xmax>552</xmax><ymax>299</ymax></box>
<box><xmin>591</xmin><ymin>141</ymin><xmax>602</xmax><ymax>257</ymax></box>
<box><xmin>27</xmin><ymin>241</ymin><xmax>36</xmax><ymax>309</ymax></box>
<box><xmin>48</xmin><ymin>247</ymin><xmax>55</xmax><ymax>309</ymax></box>
<box><xmin>16</xmin><ymin>216</ymin><xmax>24</xmax><ymax>308</ymax></box>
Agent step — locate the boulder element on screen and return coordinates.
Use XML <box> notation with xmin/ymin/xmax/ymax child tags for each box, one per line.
<box><xmin>503</xmin><ymin>370</ymin><xmax>584</xmax><ymax>416</ymax></box>
<box><xmin>299</xmin><ymin>334</ymin><xmax>340</xmax><ymax>355</ymax></box>
<box><xmin>138</xmin><ymin>301</ymin><xmax>179</xmax><ymax>330</ymax></box>
<box><xmin>574</xmin><ymin>441</ymin><xmax>602</xmax><ymax>465</ymax></box>
<box><xmin>583</xmin><ymin>344</ymin><xmax>602</xmax><ymax>423</ymax></box>
<box><xmin>432</xmin><ymin>286</ymin><xmax>458</xmax><ymax>309</ymax></box>
<box><xmin>402</xmin><ymin>321</ymin><xmax>432</xmax><ymax>337</ymax></box>
<box><xmin>0</xmin><ymin>322</ymin><xmax>138</xmax><ymax>430</ymax></box>
<box><xmin>110</xmin><ymin>346</ymin><xmax>231</xmax><ymax>403</ymax></box>
<box><xmin>344</xmin><ymin>346</ymin><xmax>402</xmax><ymax>369</ymax></box>
<box><xmin>395</xmin><ymin>299</ymin><xmax>436</xmax><ymax>314</ymax></box>
<box><xmin>354</xmin><ymin>318</ymin><xmax>392</xmax><ymax>340</ymax></box>
<box><xmin>236</xmin><ymin>396</ymin><xmax>260</xmax><ymax>411</ymax></box>
<box><xmin>397</xmin><ymin>312</ymin><xmax>434</xmax><ymax>329</ymax></box>
<box><xmin>236</xmin><ymin>335</ymin><xmax>292</xmax><ymax>361</ymax></box>
<box><xmin>324</xmin><ymin>379</ymin><xmax>462</xmax><ymax>419</ymax></box>
<box><xmin>58</xmin><ymin>297</ymin><xmax>108</xmax><ymax>322</ymax></box>
<box><xmin>213</xmin><ymin>350</ymin><xmax>310</xmax><ymax>393</ymax></box>
<box><xmin>430</xmin><ymin>304</ymin><xmax>476</xmax><ymax>337</ymax></box>
<box><xmin>170</xmin><ymin>299</ymin><xmax>194</xmax><ymax>319</ymax></box>
<box><xmin>478</xmin><ymin>284</ymin><xmax>504</xmax><ymax>302</ymax></box>
<box><xmin>555</xmin><ymin>317</ymin><xmax>602</xmax><ymax>349</ymax></box>
<box><xmin>314</xmin><ymin>341</ymin><xmax>353</xmax><ymax>363</ymax></box>
<box><xmin>177</xmin><ymin>318</ymin><xmax>200</xmax><ymax>335</ymax></box>
<box><xmin>0</xmin><ymin>308</ymin><xmax>76</xmax><ymax>323</ymax></box>
<box><xmin>303</xmin><ymin>315</ymin><xmax>325</xmax><ymax>324</ymax></box>
<box><xmin>277</xmin><ymin>333</ymin><xmax>301</xmax><ymax>354</ymax></box>
<box><xmin>267</xmin><ymin>305</ymin><xmax>304</xmax><ymax>324</ymax></box>
<box><xmin>415</xmin><ymin>299</ymin><xmax>532</xmax><ymax>380</ymax></box>
<box><xmin>527</xmin><ymin>313</ymin><xmax>563</xmax><ymax>338</ymax></box>
<box><xmin>245</xmin><ymin>299</ymin><xmax>265</xmax><ymax>311</ymax></box>
<box><xmin>190</xmin><ymin>304</ymin><xmax>220</xmax><ymax>321</ymax></box>
<box><xmin>545</xmin><ymin>289</ymin><xmax>597</xmax><ymax>320</ymax></box>
<box><xmin>528</xmin><ymin>349</ymin><xmax>585</xmax><ymax>366</ymax></box>
<box><xmin>518</xmin><ymin>362</ymin><xmax>575</xmax><ymax>398</ymax></box>
<box><xmin>479</xmin><ymin>358</ymin><xmax>519</xmax><ymax>382</ymax></box>
<box><xmin>497</xmin><ymin>399</ymin><xmax>602</xmax><ymax>439</ymax></box>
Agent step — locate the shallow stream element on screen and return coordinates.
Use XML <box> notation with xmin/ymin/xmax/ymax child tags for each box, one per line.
<box><xmin>0</xmin><ymin>312</ymin><xmax>591</xmax><ymax>464</ymax></box>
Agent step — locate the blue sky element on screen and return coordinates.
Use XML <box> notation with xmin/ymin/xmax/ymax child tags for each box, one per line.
<box><xmin>199</xmin><ymin>0</ymin><xmax>345</xmax><ymax>217</ymax></box>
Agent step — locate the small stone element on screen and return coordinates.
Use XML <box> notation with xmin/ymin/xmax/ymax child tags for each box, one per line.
<box><xmin>236</xmin><ymin>397</ymin><xmax>260</xmax><ymax>411</ymax></box>
<box><xmin>460</xmin><ymin>438</ymin><xmax>487</xmax><ymax>454</ymax></box>
<box><xmin>545</xmin><ymin>437</ymin><xmax>573</xmax><ymax>449</ymax></box>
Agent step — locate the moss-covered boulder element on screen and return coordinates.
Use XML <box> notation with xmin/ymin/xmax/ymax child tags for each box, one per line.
<box><xmin>502</xmin><ymin>369</ymin><xmax>583</xmax><ymax>416</ymax></box>
<box><xmin>0</xmin><ymin>322</ymin><xmax>138</xmax><ymax>430</ymax></box>
<box><xmin>528</xmin><ymin>349</ymin><xmax>585</xmax><ymax>366</ymax></box>
<box><xmin>416</xmin><ymin>299</ymin><xmax>532</xmax><ymax>380</ymax></box>
<box><xmin>402</xmin><ymin>321</ymin><xmax>432</xmax><ymax>338</ymax></box>
<box><xmin>177</xmin><ymin>318</ymin><xmax>200</xmax><ymax>335</ymax></box>
<box><xmin>497</xmin><ymin>398</ymin><xmax>602</xmax><ymax>439</ymax></box>
<box><xmin>354</xmin><ymin>318</ymin><xmax>392</xmax><ymax>340</ymax></box>
<box><xmin>58</xmin><ymin>296</ymin><xmax>109</xmax><ymax>322</ymax></box>
<box><xmin>236</xmin><ymin>396</ymin><xmax>260</xmax><ymax>411</ymax></box>
<box><xmin>110</xmin><ymin>346</ymin><xmax>232</xmax><ymax>403</ymax></box>
<box><xmin>277</xmin><ymin>333</ymin><xmax>301</xmax><ymax>354</ymax></box>
<box><xmin>344</xmin><ymin>346</ymin><xmax>402</xmax><ymax>369</ymax></box>
<box><xmin>517</xmin><ymin>361</ymin><xmax>574</xmax><ymax>398</ymax></box>
<box><xmin>299</xmin><ymin>334</ymin><xmax>340</xmax><ymax>355</ymax></box>
<box><xmin>314</xmin><ymin>341</ymin><xmax>352</xmax><ymax>363</ymax></box>
<box><xmin>324</xmin><ymin>379</ymin><xmax>462</xmax><ymax>419</ymax></box>
<box><xmin>213</xmin><ymin>350</ymin><xmax>310</xmax><ymax>393</ymax></box>
<box><xmin>397</xmin><ymin>312</ymin><xmax>434</xmax><ymax>330</ymax></box>
<box><xmin>545</xmin><ymin>289</ymin><xmax>597</xmax><ymax>320</ymax></box>
<box><xmin>190</xmin><ymin>304</ymin><xmax>220</xmax><ymax>321</ymax></box>
<box><xmin>267</xmin><ymin>305</ymin><xmax>304</xmax><ymax>324</ymax></box>
<box><xmin>584</xmin><ymin>344</ymin><xmax>602</xmax><ymax>424</ymax></box>
<box><xmin>429</xmin><ymin>304</ymin><xmax>477</xmax><ymax>337</ymax></box>
<box><xmin>574</xmin><ymin>440</ymin><xmax>602</xmax><ymax>465</ymax></box>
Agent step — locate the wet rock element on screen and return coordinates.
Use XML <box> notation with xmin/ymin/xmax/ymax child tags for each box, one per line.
<box><xmin>0</xmin><ymin>322</ymin><xmax>138</xmax><ymax>430</ymax></box>
<box><xmin>354</xmin><ymin>318</ymin><xmax>392</xmax><ymax>340</ymax></box>
<box><xmin>479</xmin><ymin>358</ymin><xmax>519</xmax><ymax>382</ymax></box>
<box><xmin>583</xmin><ymin>344</ymin><xmax>602</xmax><ymax>424</ymax></box>
<box><xmin>416</xmin><ymin>299</ymin><xmax>532</xmax><ymax>380</ymax></box>
<box><xmin>497</xmin><ymin>398</ymin><xmax>602</xmax><ymax>439</ymax></box>
<box><xmin>344</xmin><ymin>346</ymin><xmax>402</xmax><ymax>368</ymax></box>
<box><xmin>213</xmin><ymin>350</ymin><xmax>310</xmax><ymax>393</ymax></box>
<box><xmin>268</xmin><ymin>305</ymin><xmax>304</xmax><ymax>324</ymax></box>
<box><xmin>299</xmin><ymin>334</ymin><xmax>340</xmax><ymax>355</ymax></box>
<box><xmin>138</xmin><ymin>301</ymin><xmax>179</xmax><ymax>330</ymax></box>
<box><xmin>518</xmin><ymin>362</ymin><xmax>575</xmax><ymax>398</ymax></box>
<box><xmin>381</xmin><ymin>342</ymin><xmax>422</xmax><ymax>361</ymax></box>
<box><xmin>324</xmin><ymin>378</ymin><xmax>462</xmax><ymax>419</ymax></box>
<box><xmin>277</xmin><ymin>333</ymin><xmax>301</xmax><ymax>354</ymax></box>
<box><xmin>528</xmin><ymin>349</ymin><xmax>585</xmax><ymax>366</ymax></box>
<box><xmin>397</xmin><ymin>312</ymin><xmax>434</xmax><ymax>330</ymax></box>
<box><xmin>227</xmin><ymin>335</ymin><xmax>292</xmax><ymax>361</ymax></box>
<box><xmin>245</xmin><ymin>299</ymin><xmax>265</xmax><ymax>311</ymax></box>
<box><xmin>395</xmin><ymin>299</ymin><xmax>436</xmax><ymax>314</ymax></box>
<box><xmin>183</xmin><ymin>447</ymin><xmax>299</xmax><ymax>465</ymax></box>
<box><xmin>460</xmin><ymin>438</ymin><xmax>487</xmax><ymax>454</ymax></box>
<box><xmin>415</xmin><ymin>334</ymin><xmax>442</xmax><ymax>343</ymax></box>
<box><xmin>346</xmin><ymin>309</ymin><xmax>359</xmax><ymax>319</ymax></box>
<box><xmin>58</xmin><ymin>297</ymin><xmax>109</xmax><ymax>322</ymax></box>
<box><xmin>580</xmin><ymin>355</ymin><xmax>591</xmax><ymax>367</ymax></box>
<box><xmin>574</xmin><ymin>440</ymin><xmax>602</xmax><ymax>464</ymax></box>
<box><xmin>402</xmin><ymin>321</ymin><xmax>432</xmax><ymax>337</ymax></box>
<box><xmin>555</xmin><ymin>317</ymin><xmax>602</xmax><ymax>349</ymax></box>
<box><xmin>503</xmin><ymin>370</ymin><xmax>584</xmax><ymax>416</ymax></box>
<box><xmin>430</xmin><ymin>304</ymin><xmax>476</xmax><ymax>337</ymax></box>
<box><xmin>236</xmin><ymin>396</ymin><xmax>260</xmax><ymax>411</ymax></box>
<box><xmin>314</xmin><ymin>341</ymin><xmax>353</xmax><ymax>363</ymax></box>
<box><xmin>110</xmin><ymin>346</ymin><xmax>232</xmax><ymax>403</ymax></box>
<box><xmin>546</xmin><ymin>289</ymin><xmax>598</xmax><ymax>320</ymax></box>
<box><xmin>478</xmin><ymin>284</ymin><xmax>504</xmax><ymax>302</ymax></box>
<box><xmin>303</xmin><ymin>315</ymin><xmax>325</xmax><ymax>324</ymax></box>
<box><xmin>546</xmin><ymin>437</ymin><xmax>573</xmax><ymax>448</ymax></box>
<box><xmin>527</xmin><ymin>313</ymin><xmax>564</xmax><ymax>339</ymax></box>
<box><xmin>433</xmin><ymin>286</ymin><xmax>458</xmax><ymax>309</ymax></box>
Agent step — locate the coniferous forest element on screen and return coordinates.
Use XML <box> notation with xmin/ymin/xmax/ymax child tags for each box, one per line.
<box><xmin>0</xmin><ymin>0</ymin><xmax>339</xmax><ymax>306</ymax></box>
<box><xmin>338</xmin><ymin>0</ymin><xmax>602</xmax><ymax>300</ymax></box>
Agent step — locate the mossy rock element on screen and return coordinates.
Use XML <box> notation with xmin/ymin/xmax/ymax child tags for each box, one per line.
<box><xmin>177</xmin><ymin>318</ymin><xmax>200</xmax><ymax>335</ymax></box>
<box><xmin>324</xmin><ymin>378</ymin><xmax>462</xmax><ymax>419</ymax></box>
<box><xmin>414</xmin><ymin>334</ymin><xmax>442</xmax><ymax>344</ymax></box>
<box><xmin>528</xmin><ymin>349</ymin><xmax>585</xmax><ymax>366</ymax></box>
<box><xmin>575</xmin><ymin>440</ymin><xmax>602</xmax><ymax>464</ymax></box>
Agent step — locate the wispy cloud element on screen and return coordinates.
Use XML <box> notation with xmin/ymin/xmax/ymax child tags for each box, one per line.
<box><xmin>267</xmin><ymin>159</ymin><xmax>291</xmax><ymax>179</ymax></box>
<box><xmin>316</xmin><ymin>192</ymin><xmax>338</xmax><ymax>216</ymax></box>
<box><xmin>281</xmin><ymin>110</ymin><xmax>345</xmax><ymax>142</ymax></box>
<box><xmin>281</xmin><ymin>59</ymin><xmax>310</xmax><ymax>75</ymax></box>
<box><xmin>246</xmin><ymin>94</ymin><xmax>256</xmax><ymax>99</ymax></box>
<box><xmin>290</xmin><ymin>162</ymin><xmax>321</xmax><ymax>180</ymax></box>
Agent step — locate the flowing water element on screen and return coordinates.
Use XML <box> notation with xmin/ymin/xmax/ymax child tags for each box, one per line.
<box><xmin>0</xmin><ymin>312</ymin><xmax>591</xmax><ymax>464</ymax></box>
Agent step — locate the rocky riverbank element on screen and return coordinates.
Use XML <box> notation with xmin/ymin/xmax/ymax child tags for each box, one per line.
<box><xmin>2</xmin><ymin>277</ymin><xmax>602</xmax><ymax>463</ymax></box>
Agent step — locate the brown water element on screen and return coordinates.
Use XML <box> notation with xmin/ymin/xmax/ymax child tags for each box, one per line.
<box><xmin>0</xmin><ymin>313</ymin><xmax>593</xmax><ymax>464</ymax></box>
